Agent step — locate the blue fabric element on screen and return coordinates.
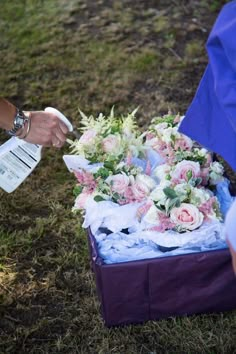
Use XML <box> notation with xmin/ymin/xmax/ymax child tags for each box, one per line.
<box><xmin>179</xmin><ymin>1</ymin><xmax>236</xmax><ymax>170</ymax></box>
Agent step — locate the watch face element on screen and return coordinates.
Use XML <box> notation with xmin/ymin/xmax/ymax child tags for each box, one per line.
<box><xmin>7</xmin><ymin>110</ymin><xmax>26</xmax><ymax>136</ymax></box>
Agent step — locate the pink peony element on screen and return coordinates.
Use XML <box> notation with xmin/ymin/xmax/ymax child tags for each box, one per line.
<box><xmin>170</xmin><ymin>203</ymin><xmax>204</xmax><ymax>231</ymax></box>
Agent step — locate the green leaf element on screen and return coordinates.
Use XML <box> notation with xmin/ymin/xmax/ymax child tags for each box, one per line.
<box><xmin>163</xmin><ymin>187</ymin><xmax>178</xmax><ymax>199</ymax></box>
<box><xmin>73</xmin><ymin>185</ymin><xmax>83</xmax><ymax>196</ymax></box>
<box><xmin>94</xmin><ymin>195</ymin><xmax>105</xmax><ymax>202</ymax></box>
<box><xmin>186</xmin><ymin>170</ymin><xmax>192</xmax><ymax>181</ymax></box>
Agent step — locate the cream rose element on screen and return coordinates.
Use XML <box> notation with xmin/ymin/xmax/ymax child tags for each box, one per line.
<box><xmin>102</xmin><ymin>135</ymin><xmax>121</xmax><ymax>154</ymax></box>
<box><xmin>79</xmin><ymin>129</ymin><xmax>97</xmax><ymax>145</ymax></box>
<box><xmin>170</xmin><ymin>203</ymin><xmax>204</xmax><ymax>231</ymax></box>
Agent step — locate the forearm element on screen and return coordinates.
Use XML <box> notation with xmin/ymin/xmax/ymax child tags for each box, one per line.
<box><xmin>0</xmin><ymin>98</ymin><xmax>17</xmax><ymax>130</ymax></box>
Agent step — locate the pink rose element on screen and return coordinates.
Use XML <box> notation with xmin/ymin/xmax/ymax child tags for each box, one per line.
<box><xmin>131</xmin><ymin>180</ymin><xmax>149</xmax><ymax>201</ymax></box>
<box><xmin>102</xmin><ymin>135</ymin><xmax>120</xmax><ymax>153</ymax></box>
<box><xmin>171</xmin><ymin>160</ymin><xmax>200</xmax><ymax>183</ymax></box>
<box><xmin>106</xmin><ymin>173</ymin><xmax>130</xmax><ymax>194</ymax></box>
<box><xmin>79</xmin><ymin>129</ymin><xmax>97</xmax><ymax>145</ymax></box>
<box><xmin>170</xmin><ymin>203</ymin><xmax>204</xmax><ymax>231</ymax></box>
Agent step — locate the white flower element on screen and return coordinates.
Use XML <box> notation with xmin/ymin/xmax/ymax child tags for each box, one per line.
<box><xmin>154</xmin><ymin>164</ymin><xmax>171</xmax><ymax>182</ymax></box>
<box><xmin>190</xmin><ymin>187</ymin><xmax>212</xmax><ymax>206</ymax></box>
<box><xmin>150</xmin><ymin>185</ymin><xmax>167</xmax><ymax>204</ymax></box>
<box><xmin>135</xmin><ymin>174</ymin><xmax>156</xmax><ymax>191</ymax></box>
<box><xmin>142</xmin><ymin>205</ymin><xmax>161</xmax><ymax>225</ymax></box>
<box><xmin>174</xmin><ymin>183</ymin><xmax>191</xmax><ymax>200</ymax></box>
<box><xmin>161</xmin><ymin>127</ymin><xmax>178</xmax><ymax>144</ymax></box>
<box><xmin>154</xmin><ymin>122</ymin><xmax>168</xmax><ymax>132</ymax></box>
<box><xmin>170</xmin><ymin>203</ymin><xmax>204</xmax><ymax>231</ymax></box>
<box><xmin>209</xmin><ymin>162</ymin><xmax>224</xmax><ymax>185</ymax></box>
<box><xmin>198</xmin><ymin>148</ymin><xmax>208</xmax><ymax>157</ymax></box>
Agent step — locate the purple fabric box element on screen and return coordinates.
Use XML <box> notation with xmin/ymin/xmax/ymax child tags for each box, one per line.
<box><xmin>87</xmin><ymin>228</ymin><xmax>236</xmax><ymax>327</ymax></box>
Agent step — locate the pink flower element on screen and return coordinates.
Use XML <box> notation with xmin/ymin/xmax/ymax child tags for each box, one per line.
<box><xmin>102</xmin><ymin>135</ymin><xmax>120</xmax><ymax>153</ymax></box>
<box><xmin>74</xmin><ymin>191</ymin><xmax>92</xmax><ymax>209</ymax></box>
<box><xmin>170</xmin><ymin>203</ymin><xmax>204</xmax><ymax>231</ymax></box>
<box><xmin>200</xmin><ymin>167</ymin><xmax>210</xmax><ymax>186</ymax></box>
<box><xmin>174</xmin><ymin>135</ymin><xmax>193</xmax><ymax>151</ymax></box>
<box><xmin>199</xmin><ymin>196</ymin><xmax>218</xmax><ymax>220</ymax></box>
<box><xmin>106</xmin><ymin>173</ymin><xmax>130</xmax><ymax>195</ymax></box>
<box><xmin>131</xmin><ymin>180</ymin><xmax>149</xmax><ymax>201</ymax></box>
<box><xmin>137</xmin><ymin>200</ymin><xmax>153</xmax><ymax>220</ymax></box>
<box><xmin>74</xmin><ymin>170</ymin><xmax>97</xmax><ymax>192</ymax></box>
<box><xmin>79</xmin><ymin>129</ymin><xmax>97</xmax><ymax>145</ymax></box>
<box><xmin>171</xmin><ymin>160</ymin><xmax>201</xmax><ymax>183</ymax></box>
<box><xmin>143</xmin><ymin>206</ymin><xmax>175</xmax><ymax>232</ymax></box>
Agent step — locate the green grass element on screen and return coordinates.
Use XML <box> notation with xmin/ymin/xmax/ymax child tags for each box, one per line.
<box><xmin>0</xmin><ymin>0</ymin><xmax>235</xmax><ymax>353</ymax></box>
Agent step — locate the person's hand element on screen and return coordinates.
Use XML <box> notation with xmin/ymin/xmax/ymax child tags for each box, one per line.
<box><xmin>20</xmin><ymin>111</ymin><xmax>69</xmax><ymax>148</ymax></box>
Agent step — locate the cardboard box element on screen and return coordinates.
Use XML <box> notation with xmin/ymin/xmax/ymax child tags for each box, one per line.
<box><xmin>87</xmin><ymin>228</ymin><xmax>236</xmax><ymax>327</ymax></box>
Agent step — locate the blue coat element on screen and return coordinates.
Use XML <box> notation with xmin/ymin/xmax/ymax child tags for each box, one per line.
<box><xmin>179</xmin><ymin>1</ymin><xmax>236</xmax><ymax>170</ymax></box>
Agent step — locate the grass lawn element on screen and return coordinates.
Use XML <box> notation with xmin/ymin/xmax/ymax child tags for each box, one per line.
<box><xmin>0</xmin><ymin>0</ymin><xmax>235</xmax><ymax>353</ymax></box>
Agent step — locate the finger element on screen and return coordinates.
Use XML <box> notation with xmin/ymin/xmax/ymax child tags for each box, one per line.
<box><xmin>52</xmin><ymin>136</ymin><xmax>62</xmax><ymax>148</ymax></box>
<box><xmin>58</xmin><ymin>120</ymin><xmax>69</xmax><ymax>134</ymax></box>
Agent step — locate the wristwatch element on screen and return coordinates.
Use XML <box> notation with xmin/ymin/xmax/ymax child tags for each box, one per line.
<box><xmin>6</xmin><ymin>109</ymin><xmax>27</xmax><ymax>136</ymax></box>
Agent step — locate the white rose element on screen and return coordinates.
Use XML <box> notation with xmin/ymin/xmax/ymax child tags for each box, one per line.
<box><xmin>190</xmin><ymin>187</ymin><xmax>212</xmax><ymax>206</ymax></box>
<box><xmin>170</xmin><ymin>203</ymin><xmax>204</xmax><ymax>231</ymax></box>
<box><xmin>149</xmin><ymin>185</ymin><xmax>167</xmax><ymax>204</ymax></box>
<box><xmin>154</xmin><ymin>164</ymin><xmax>171</xmax><ymax>182</ymax></box>
<box><xmin>161</xmin><ymin>127</ymin><xmax>178</xmax><ymax>143</ymax></box>
<box><xmin>136</xmin><ymin>174</ymin><xmax>156</xmax><ymax>191</ymax></box>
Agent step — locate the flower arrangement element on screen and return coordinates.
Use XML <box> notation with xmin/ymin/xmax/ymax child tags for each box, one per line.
<box><xmin>62</xmin><ymin>109</ymin><xmax>231</xmax><ymax>263</ymax></box>
<box><xmin>66</xmin><ymin>110</ymin><xmax>224</xmax><ymax>234</ymax></box>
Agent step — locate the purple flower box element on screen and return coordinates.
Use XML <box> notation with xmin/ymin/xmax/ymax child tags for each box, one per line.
<box><xmin>87</xmin><ymin>228</ymin><xmax>236</xmax><ymax>327</ymax></box>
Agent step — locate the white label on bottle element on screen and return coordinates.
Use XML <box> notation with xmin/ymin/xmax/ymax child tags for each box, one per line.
<box><xmin>0</xmin><ymin>137</ymin><xmax>42</xmax><ymax>193</ymax></box>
